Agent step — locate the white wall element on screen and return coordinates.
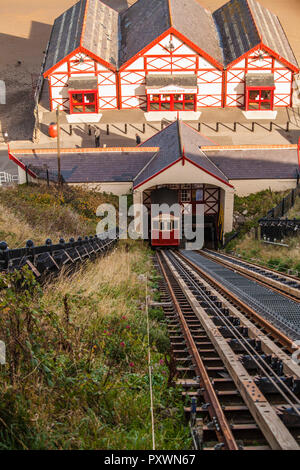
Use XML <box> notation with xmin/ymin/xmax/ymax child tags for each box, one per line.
<box><xmin>231</xmin><ymin>178</ymin><xmax>297</xmax><ymax>196</ymax></box>
<box><xmin>49</xmin><ymin>51</ymin><xmax>117</xmax><ymax>111</ymax></box>
<box><xmin>120</xmin><ymin>33</ymin><xmax>223</xmax><ymax>109</ymax></box>
<box><xmin>225</xmin><ymin>50</ymin><xmax>293</xmax><ymax>108</ymax></box>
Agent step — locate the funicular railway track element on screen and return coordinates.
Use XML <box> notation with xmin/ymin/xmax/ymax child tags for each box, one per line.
<box><xmin>199</xmin><ymin>249</ymin><xmax>300</xmax><ymax>302</ymax></box>
<box><xmin>155</xmin><ymin>249</ymin><xmax>300</xmax><ymax>450</ymax></box>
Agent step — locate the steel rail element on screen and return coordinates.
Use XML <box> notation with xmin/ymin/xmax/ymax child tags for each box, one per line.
<box><xmin>156</xmin><ymin>251</ymin><xmax>239</xmax><ymax>451</ymax></box>
<box><xmin>178</xmin><ymin>251</ymin><xmax>296</xmax><ymax>352</ymax></box>
<box><xmin>213</xmin><ymin>249</ymin><xmax>300</xmax><ymax>282</ymax></box>
<box><xmin>170</xmin><ymin>251</ymin><xmax>300</xmax><ymax>419</ymax></box>
<box><xmin>198</xmin><ymin>250</ymin><xmax>300</xmax><ymax>302</ymax></box>
<box><xmin>160</xmin><ymin>250</ymin><xmax>300</xmax><ymax>450</ymax></box>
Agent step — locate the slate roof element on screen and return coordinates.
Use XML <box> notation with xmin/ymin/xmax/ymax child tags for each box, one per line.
<box><xmin>14</xmin><ymin>150</ymin><xmax>157</xmax><ymax>183</ymax></box>
<box><xmin>204</xmin><ymin>148</ymin><xmax>299</xmax><ymax>179</ymax></box>
<box><xmin>44</xmin><ymin>0</ymin><xmax>119</xmax><ymax>73</ymax></box>
<box><xmin>44</xmin><ymin>0</ymin><xmax>298</xmax><ymax>75</ymax></box>
<box><xmin>134</xmin><ymin>121</ymin><xmax>182</xmax><ymax>187</ymax></box>
<box><xmin>119</xmin><ymin>0</ymin><xmax>224</xmax><ymax>67</ymax></box>
<box><xmin>10</xmin><ymin>128</ymin><xmax>299</xmax><ymax>187</ymax></box>
<box><xmin>134</xmin><ymin>121</ymin><xmax>229</xmax><ymax>188</ymax></box>
<box><xmin>248</xmin><ymin>0</ymin><xmax>298</xmax><ymax>69</ymax></box>
<box><xmin>169</xmin><ymin>0</ymin><xmax>223</xmax><ymax>65</ymax></box>
<box><xmin>44</xmin><ymin>0</ymin><xmax>86</xmax><ymax>73</ymax></box>
<box><xmin>119</xmin><ymin>0</ymin><xmax>171</xmax><ymax>67</ymax></box>
<box><xmin>213</xmin><ymin>0</ymin><xmax>298</xmax><ymax>68</ymax></box>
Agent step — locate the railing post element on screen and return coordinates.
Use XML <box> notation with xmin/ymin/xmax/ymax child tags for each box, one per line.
<box><xmin>269</xmin><ymin>122</ymin><xmax>272</xmax><ymax>132</ymax></box>
<box><xmin>143</xmin><ymin>123</ymin><xmax>146</xmax><ymax>134</ymax></box>
<box><xmin>251</xmin><ymin>122</ymin><xmax>255</xmax><ymax>132</ymax></box>
<box><xmin>233</xmin><ymin>122</ymin><xmax>237</xmax><ymax>132</ymax></box>
<box><xmin>216</xmin><ymin>122</ymin><xmax>219</xmax><ymax>132</ymax></box>
<box><xmin>124</xmin><ymin>123</ymin><xmax>127</xmax><ymax>134</ymax></box>
<box><xmin>198</xmin><ymin>122</ymin><xmax>201</xmax><ymax>132</ymax></box>
<box><xmin>106</xmin><ymin>124</ymin><xmax>110</xmax><ymax>135</ymax></box>
<box><xmin>286</xmin><ymin>121</ymin><xmax>290</xmax><ymax>132</ymax></box>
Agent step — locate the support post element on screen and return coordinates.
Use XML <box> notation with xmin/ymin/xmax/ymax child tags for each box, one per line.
<box><xmin>56</xmin><ymin>106</ymin><xmax>62</xmax><ymax>187</ymax></box>
<box><xmin>233</xmin><ymin>122</ymin><xmax>236</xmax><ymax>132</ymax></box>
<box><xmin>106</xmin><ymin>124</ymin><xmax>110</xmax><ymax>135</ymax></box>
<box><xmin>198</xmin><ymin>122</ymin><xmax>201</xmax><ymax>132</ymax></box>
<box><xmin>143</xmin><ymin>123</ymin><xmax>146</xmax><ymax>134</ymax></box>
<box><xmin>125</xmin><ymin>123</ymin><xmax>127</xmax><ymax>134</ymax></box>
<box><xmin>286</xmin><ymin>121</ymin><xmax>290</xmax><ymax>132</ymax></box>
<box><xmin>69</xmin><ymin>125</ymin><xmax>73</xmax><ymax>136</ymax></box>
<box><xmin>251</xmin><ymin>122</ymin><xmax>255</xmax><ymax>132</ymax></box>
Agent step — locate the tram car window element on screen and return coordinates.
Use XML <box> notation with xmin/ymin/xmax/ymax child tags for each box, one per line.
<box><xmin>151</xmin><ymin>214</ymin><xmax>180</xmax><ymax>247</ymax></box>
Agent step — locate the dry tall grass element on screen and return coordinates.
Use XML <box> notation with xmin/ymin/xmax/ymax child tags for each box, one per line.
<box><xmin>44</xmin><ymin>241</ymin><xmax>152</xmax><ymax>327</ymax></box>
<box><xmin>0</xmin><ymin>204</ymin><xmax>48</xmax><ymax>246</ymax></box>
<box><xmin>231</xmin><ymin>234</ymin><xmax>300</xmax><ymax>273</ymax></box>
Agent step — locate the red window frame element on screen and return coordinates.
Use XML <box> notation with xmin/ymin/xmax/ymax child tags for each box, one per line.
<box><xmin>245</xmin><ymin>86</ymin><xmax>275</xmax><ymax>111</ymax></box>
<box><xmin>68</xmin><ymin>90</ymin><xmax>98</xmax><ymax>114</ymax></box>
<box><xmin>147</xmin><ymin>93</ymin><xmax>196</xmax><ymax>112</ymax></box>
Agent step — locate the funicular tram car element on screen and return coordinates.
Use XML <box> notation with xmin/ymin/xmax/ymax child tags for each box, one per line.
<box><xmin>150</xmin><ymin>188</ymin><xmax>180</xmax><ymax>247</ymax></box>
<box><xmin>151</xmin><ymin>213</ymin><xmax>180</xmax><ymax>247</ymax></box>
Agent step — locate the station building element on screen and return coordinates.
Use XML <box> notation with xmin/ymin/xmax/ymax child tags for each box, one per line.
<box><xmin>41</xmin><ymin>0</ymin><xmax>299</xmax><ymax>123</ymax></box>
<box><xmin>9</xmin><ymin>121</ymin><xmax>300</xmax><ymax>247</ymax></box>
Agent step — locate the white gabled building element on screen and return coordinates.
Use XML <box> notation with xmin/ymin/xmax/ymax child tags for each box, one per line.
<box><xmin>43</xmin><ymin>0</ymin><xmax>299</xmax><ymax>122</ymax></box>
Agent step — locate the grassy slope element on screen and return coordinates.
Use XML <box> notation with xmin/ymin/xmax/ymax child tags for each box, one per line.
<box><xmin>225</xmin><ymin>189</ymin><xmax>300</xmax><ymax>273</ymax></box>
<box><xmin>0</xmin><ymin>182</ymin><xmax>120</xmax><ymax>247</ymax></box>
<box><xmin>0</xmin><ymin>184</ymin><xmax>190</xmax><ymax>450</ymax></box>
<box><xmin>286</xmin><ymin>197</ymin><xmax>300</xmax><ymax>219</ymax></box>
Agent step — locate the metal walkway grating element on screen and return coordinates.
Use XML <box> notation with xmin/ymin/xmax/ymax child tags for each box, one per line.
<box><xmin>182</xmin><ymin>250</ymin><xmax>300</xmax><ymax>341</ymax></box>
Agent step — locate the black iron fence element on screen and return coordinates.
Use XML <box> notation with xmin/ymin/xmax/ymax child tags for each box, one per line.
<box><xmin>0</xmin><ymin>230</ymin><xmax>118</xmax><ymax>276</ymax></box>
<box><xmin>264</xmin><ymin>184</ymin><xmax>300</xmax><ymax>219</ymax></box>
<box><xmin>259</xmin><ymin>218</ymin><xmax>300</xmax><ymax>242</ymax></box>
<box><xmin>258</xmin><ymin>183</ymin><xmax>300</xmax><ymax>241</ymax></box>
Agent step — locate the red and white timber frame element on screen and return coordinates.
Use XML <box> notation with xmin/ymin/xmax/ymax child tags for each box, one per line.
<box><xmin>224</xmin><ymin>45</ymin><xmax>298</xmax><ymax>109</ymax></box>
<box><xmin>44</xmin><ymin>31</ymin><xmax>298</xmax><ymax>114</ymax></box>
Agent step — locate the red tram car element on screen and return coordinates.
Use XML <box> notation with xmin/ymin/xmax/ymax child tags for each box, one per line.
<box><xmin>151</xmin><ymin>213</ymin><xmax>180</xmax><ymax>247</ymax></box>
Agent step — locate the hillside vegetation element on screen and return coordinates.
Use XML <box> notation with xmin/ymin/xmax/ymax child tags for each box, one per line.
<box><xmin>0</xmin><ymin>183</ymin><xmax>190</xmax><ymax>450</ymax></box>
<box><xmin>225</xmin><ymin>189</ymin><xmax>300</xmax><ymax>274</ymax></box>
<box><xmin>0</xmin><ymin>182</ymin><xmax>120</xmax><ymax>247</ymax></box>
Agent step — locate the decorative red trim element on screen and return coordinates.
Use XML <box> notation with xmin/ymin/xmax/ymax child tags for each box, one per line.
<box><xmin>119</xmin><ymin>29</ymin><xmax>172</xmax><ymax>71</ymax></box>
<box><xmin>226</xmin><ymin>44</ymin><xmax>261</xmax><ymax>70</ymax></box>
<box><xmin>133</xmin><ymin>152</ymin><xmax>233</xmax><ymax>190</ymax></box>
<box><xmin>133</xmin><ymin>158</ymin><xmax>182</xmax><ymax>190</ymax></box>
<box><xmin>261</xmin><ymin>44</ymin><xmax>299</xmax><ymax>73</ymax></box>
<box><xmin>169</xmin><ymin>28</ymin><xmax>223</xmax><ymax>70</ymax></box>
<box><xmin>68</xmin><ymin>89</ymin><xmax>98</xmax><ymax>114</ymax></box>
<box><xmin>44</xmin><ymin>48</ymin><xmax>81</xmax><ymax>78</ymax></box>
<box><xmin>44</xmin><ymin>46</ymin><xmax>116</xmax><ymax>78</ymax></box>
<box><xmin>8</xmin><ymin>152</ymin><xmax>37</xmax><ymax>178</ymax></box>
<box><xmin>119</xmin><ymin>27</ymin><xmax>223</xmax><ymax>72</ymax></box>
<box><xmin>184</xmin><ymin>156</ymin><xmax>233</xmax><ymax>188</ymax></box>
